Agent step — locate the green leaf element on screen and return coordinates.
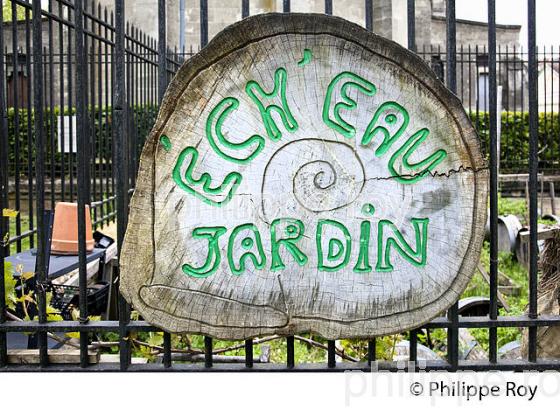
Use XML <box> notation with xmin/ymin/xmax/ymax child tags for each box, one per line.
<box><xmin>3</xmin><ymin>261</ymin><xmax>17</xmax><ymax>309</ymax></box>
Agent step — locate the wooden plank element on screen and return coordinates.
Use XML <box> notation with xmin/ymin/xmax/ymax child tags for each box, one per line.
<box><xmin>499</xmin><ymin>173</ymin><xmax>560</xmax><ymax>183</ymax></box>
<box><xmin>477</xmin><ymin>264</ymin><xmax>510</xmax><ymax>312</ymax></box>
<box><xmin>7</xmin><ymin>349</ymin><xmax>99</xmax><ymax>365</ymax></box>
<box><xmin>518</xmin><ymin>226</ymin><xmax>560</xmax><ymax>243</ymax></box>
<box><xmin>120</xmin><ymin>13</ymin><xmax>488</xmax><ymax>340</ymax></box>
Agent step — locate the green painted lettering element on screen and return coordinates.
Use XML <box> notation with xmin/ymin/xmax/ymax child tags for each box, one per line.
<box><xmin>353</xmin><ymin>220</ymin><xmax>373</xmax><ymax>273</ymax></box>
<box><xmin>172</xmin><ymin>146</ymin><xmax>242</xmax><ymax>207</ymax></box>
<box><xmin>388</xmin><ymin>128</ymin><xmax>448</xmax><ymax>184</ymax></box>
<box><xmin>246</xmin><ymin>67</ymin><xmax>298</xmax><ymax>141</ymax></box>
<box><xmin>206</xmin><ymin>97</ymin><xmax>265</xmax><ymax>164</ymax></box>
<box><xmin>297</xmin><ymin>49</ymin><xmax>313</xmax><ymax>67</ymax></box>
<box><xmin>361</xmin><ymin>101</ymin><xmax>409</xmax><ymax>156</ymax></box>
<box><xmin>376</xmin><ymin>218</ymin><xmax>429</xmax><ymax>272</ymax></box>
<box><xmin>317</xmin><ymin>220</ymin><xmax>352</xmax><ymax>272</ymax></box>
<box><xmin>227</xmin><ymin>223</ymin><xmax>266</xmax><ymax>275</ymax></box>
<box><xmin>270</xmin><ymin>218</ymin><xmax>308</xmax><ymax>271</ymax></box>
<box><xmin>182</xmin><ymin>227</ymin><xmax>227</xmax><ymax>278</ymax></box>
<box><xmin>323</xmin><ymin>72</ymin><xmax>376</xmax><ymax>139</ymax></box>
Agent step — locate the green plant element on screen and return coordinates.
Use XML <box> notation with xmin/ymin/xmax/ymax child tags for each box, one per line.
<box><xmin>463</xmin><ymin>241</ymin><xmax>528</xmax><ymax>351</ymax></box>
<box><xmin>6</xmin><ymin>104</ymin><xmax>158</xmax><ymax>180</ymax></box>
<box><xmin>2</xmin><ymin>1</ymin><xmax>28</xmax><ymax>22</ymax></box>
<box><xmin>3</xmin><ymin>261</ymin><xmax>17</xmax><ymax>310</ymax></box>
<box><xmin>472</xmin><ymin>111</ymin><xmax>560</xmax><ymax>171</ymax></box>
<box><xmin>497</xmin><ymin>194</ymin><xmax>527</xmax><ymax>218</ymax></box>
<box><xmin>538</xmin><ymin>218</ymin><xmax>557</xmax><ymax>226</ymax></box>
<box><xmin>3</xmin><ymin>209</ymin><xmax>19</xmax><ymax>309</ymax></box>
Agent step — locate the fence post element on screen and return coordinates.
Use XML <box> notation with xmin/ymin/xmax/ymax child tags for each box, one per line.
<box><xmin>407</xmin><ymin>0</ymin><xmax>415</xmax><ymax>52</ymax></box>
<box><xmin>445</xmin><ymin>0</ymin><xmax>459</xmax><ymax>371</ymax></box>
<box><xmin>527</xmin><ymin>0</ymin><xmax>538</xmax><ymax>363</ymax></box>
<box><xmin>242</xmin><ymin>0</ymin><xmax>249</xmax><ymax>18</ymax></box>
<box><xmin>405</xmin><ymin>0</ymin><xmax>418</xmax><ymax>364</ymax></box>
<box><xmin>179</xmin><ymin>0</ymin><xmax>186</xmax><ymax>51</ymax></box>
<box><xmin>157</xmin><ymin>0</ymin><xmax>173</xmax><ymax>369</ymax></box>
<box><xmin>31</xmin><ymin>0</ymin><xmax>49</xmax><ymax>369</ymax></box>
<box><xmin>325</xmin><ymin>0</ymin><xmax>332</xmax><ymax>15</ymax></box>
<box><xmin>0</xmin><ymin>0</ymin><xmax>8</xmax><ymax>368</ymax></box>
<box><xmin>74</xmin><ymin>0</ymin><xmax>91</xmax><ymax>369</ymax></box>
<box><xmin>114</xmin><ymin>0</ymin><xmax>131</xmax><ymax>371</ymax></box>
<box><xmin>200</xmin><ymin>0</ymin><xmax>208</xmax><ymax>48</ymax></box>
<box><xmin>159</xmin><ymin>0</ymin><xmax>167</xmax><ymax>104</ymax></box>
<box><xmin>488</xmin><ymin>0</ymin><xmax>499</xmax><ymax>364</ymax></box>
<box><xmin>365</xmin><ymin>0</ymin><xmax>372</xmax><ymax>30</ymax></box>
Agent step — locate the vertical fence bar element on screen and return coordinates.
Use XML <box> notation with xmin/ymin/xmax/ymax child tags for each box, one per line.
<box><xmin>367</xmin><ymin>339</ymin><xmax>376</xmax><ymax>366</ymax></box>
<box><xmin>59</xmin><ymin>0</ymin><xmax>66</xmax><ymax>205</ymax></box>
<box><xmin>97</xmin><ymin>4</ymin><xmax>104</xmax><ymax>226</ymax></box>
<box><xmin>446</xmin><ymin>0</ymin><xmax>456</xmax><ymax>93</ymax></box>
<box><xmin>409</xmin><ymin>330</ymin><xmax>418</xmax><ymax>363</ymax></box>
<box><xmin>159</xmin><ymin>0</ymin><xmax>167</xmax><ymax>103</ymax></box>
<box><xmin>0</xmin><ymin>0</ymin><xmax>7</xmax><ymax>368</ymax></box>
<box><xmin>488</xmin><ymin>0</ymin><xmax>499</xmax><ymax>364</ymax></box>
<box><xmin>365</xmin><ymin>0</ymin><xmax>373</xmax><ymax>31</ymax></box>
<box><xmin>551</xmin><ymin>182</ymin><xmax>556</xmax><ymax>215</ymax></box>
<box><xmin>131</xmin><ymin>30</ymin><xmax>138</xmax><ymax>189</ymax></box>
<box><xmin>163</xmin><ymin>333</ymin><xmax>172</xmax><ymax>368</ymax></box>
<box><xmin>84</xmin><ymin>1</ymin><xmax>91</xmax><ymax>206</ymax></box>
<box><xmin>245</xmin><ymin>339</ymin><xmax>253</xmax><ymax>368</ymax></box>
<box><xmin>407</xmin><ymin>0</ymin><xmax>415</xmax><ymax>52</ymax></box>
<box><xmin>158</xmin><ymin>0</ymin><xmax>172</xmax><ymax>368</ymax></box>
<box><xmin>115</xmin><ymin>0</ymin><xmax>130</xmax><ymax>370</ymax></box>
<box><xmin>407</xmin><ymin>2</ymin><xmax>418</xmax><ymax>367</ymax></box>
<box><xmin>242</xmin><ymin>0</ymin><xmax>249</xmax><ymax>18</ymax></box>
<box><xmin>446</xmin><ymin>0</ymin><xmax>459</xmax><ymax>370</ymax></box>
<box><xmin>110</xmin><ymin>11</ymin><xmax>116</xmax><ymax>215</ymax></box>
<box><xmin>286</xmin><ymin>336</ymin><xmax>295</xmax><ymax>369</ymax></box>
<box><xmin>283</xmin><ymin>0</ymin><xmax>290</xmax><ymax>13</ymax></box>
<box><xmin>325</xmin><ymin>0</ymin><xmax>332</xmax><ymax>15</ymax></box>
<box><xmin>11</xmin><ymin>2</ymin><xmax>21</xmax><ymax>253</ymax></box>
<box><xmin>67</xmin><ymin>5</ymin><xmax>75</xmax><ymax>204</ymax></box>
<box><xmin>200</xmin><ymin>0</ymin><xmax>208</xmax><ymax>48</ymax></box>
<box><xmin>327</xmin><ymin>340</ymin><xmax>336</xmax><ymax>368</ymax></box>
<box><xmin>75</xmin><ymin>0</ymin><xmax>90</xmax><ymax>368</ymax></box>
<box><xmin>48</xmin><ymin>1</ymin><xmax>55</xmax><ymax>211</ymax></box>
<box><xmin>125</xmin><ymin>23</ymin><xmax>131</xmax><ymax>186</ymax></box>
<box><xmin>103</xmin><ymin>6</ymin><xmax>110</xmax><ymax>222</ymax></box>
<box><xmin>88</xmin><ymin>4</ymin><xmax>95</xmax><ymax>222</ymax></box>
<box><xmin>204</xmin><ymin>336</ymin><xmax>213</xmax><ymax>368</ymax></box>
<box><xmin>32</xmin><ymin>0</ymin><xmax>48</xmax><ymax>368</ymax></box>
<box><xmin>459</xmin><ymin>44</ymin><xmax>464</xmax><ymax>107</ymax></box>
<box><xmin>527</xmin><ymin>0</ymin><xmax>538</xmax><ymax>363</ymax></box>
<box><xmin>25</xmin><ymin>7</ymin><xmax>34</xmax><ymax>248</ymax></box>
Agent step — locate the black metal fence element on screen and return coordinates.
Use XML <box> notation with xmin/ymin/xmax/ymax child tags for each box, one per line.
<box><xmin>0</xmin><ymin>0</ymin><xmax>559</xmax><ymax>371</ymax></box>
<box><xmin>416</xmin><ymin>45</ymin><xmax>560</xmax><ymax>172</ymax></box>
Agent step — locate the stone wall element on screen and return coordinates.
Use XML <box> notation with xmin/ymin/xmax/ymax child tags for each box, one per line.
<box><xmin>430</xmin><ymin>16</ymin><xmax>521</xmax><ymax>49</ymax></box>
<box><xmin>97</xmin><ymin>0</ymin><xmax>521</xmax><ymax>53</ymax></box>
<box><xmin>6</xmin><ymin>0</ymin><xmax>522</xmax><ymax>111</ymax></box>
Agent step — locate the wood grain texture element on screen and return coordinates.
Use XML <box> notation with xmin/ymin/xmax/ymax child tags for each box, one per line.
<box><xmin>120</xmin><ymin>13</ymin><xmax>488</xmax><ymax>340</ymax></box>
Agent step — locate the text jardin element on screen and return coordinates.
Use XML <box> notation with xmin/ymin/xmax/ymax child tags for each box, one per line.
<box><xmin>183</xmin><ymin>215</ymin><xmax>428</xmax><ymax>277</ymax></box>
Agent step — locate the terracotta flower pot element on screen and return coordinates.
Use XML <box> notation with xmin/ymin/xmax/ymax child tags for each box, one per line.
<box><xmin>51</xmin><ymin>202</ymin><xmax>95</xmax><ymax>255</ymax></box>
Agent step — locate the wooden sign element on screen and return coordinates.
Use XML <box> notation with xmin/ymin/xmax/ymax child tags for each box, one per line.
<box><xmin>120</xmin><ymin>13</ymin><xmax>488</xmax><ymax>339</ymax></box>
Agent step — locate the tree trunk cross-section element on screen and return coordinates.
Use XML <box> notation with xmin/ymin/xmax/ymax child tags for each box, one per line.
<box><xmin>120</xmin><ymin>13</ymin><xmax>489</xmax><ymax>340</ymax></box>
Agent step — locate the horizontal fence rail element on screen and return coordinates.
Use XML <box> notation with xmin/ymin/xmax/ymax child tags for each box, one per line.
<box><xmin>0</xmin><ymin>0</ymin><xmax>559</xmax><ymax>371</ymax></box>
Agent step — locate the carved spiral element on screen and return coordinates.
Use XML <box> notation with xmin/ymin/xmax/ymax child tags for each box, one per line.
<box><xmin>261</xmin><ymin>139</ymin><xmax>365</xmax><ymax>219</ymax></box>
